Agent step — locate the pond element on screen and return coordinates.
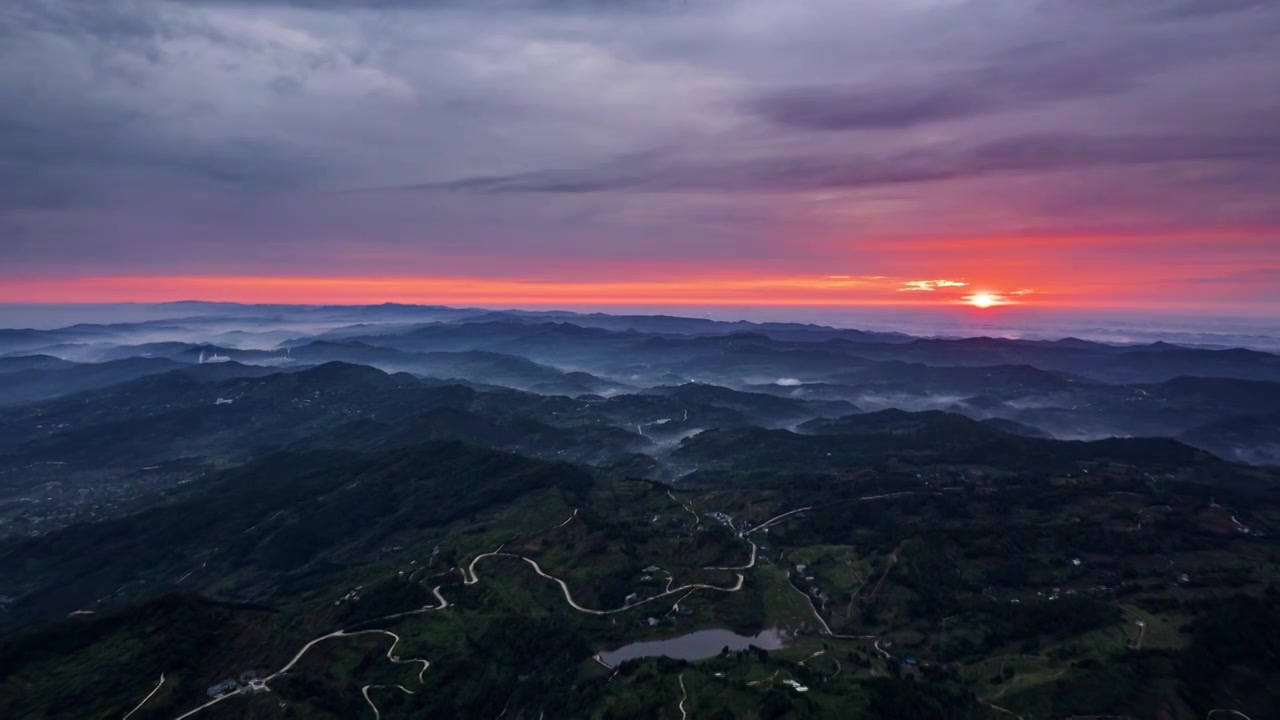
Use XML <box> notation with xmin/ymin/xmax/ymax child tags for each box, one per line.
<box><xmin>598</xmin><ymin>627</ymin><xmax>787</xmax><ymax>667</ymax></box>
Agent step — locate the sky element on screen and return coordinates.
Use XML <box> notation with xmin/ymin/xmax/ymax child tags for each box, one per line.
<box><xmin>2</xmin><ymin>0</ymin><xmax>1279</xmax><ymax>313</ymax></box>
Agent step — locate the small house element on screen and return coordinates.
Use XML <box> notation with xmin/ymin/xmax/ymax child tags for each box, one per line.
<box><xmin>207</xmin><ymin>679</ymin><xmax>237</xmax><ymax>697</ymax></box>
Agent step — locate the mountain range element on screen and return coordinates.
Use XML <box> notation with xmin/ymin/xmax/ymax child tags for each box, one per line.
<box><xmin>1</xmin><ymin>303</ymin><xmax>1278</xmax><ymax>720</ymax></box>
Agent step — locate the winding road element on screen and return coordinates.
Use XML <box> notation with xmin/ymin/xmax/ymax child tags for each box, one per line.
<box><xmin>1117</xmin><ymin>605</ymin><xmax>1147</xmax><ymax>650</ymax></box>
<box><xmin>122</xmin><ymin>674</ymin><xmax>165</xmax><ymax>720</ymax></box>
<box><xmin>361</xmin><ymin>684</ymin><xmax>415</xmax><ymax>720</ymax></box>
<box><xmin>787</xmin><ymin>570</ymin><xmax>834</xmax><ymax>636</ymax></box>
<box><xmin>747</xmin><ymin>507</ymin><xmax>814</xmax><ymax>535</ymax></box>
<box><xmin>867</xmin><ymin>543</ymin><xmax>905</xmax><ymax>600</ymax></box>
<box><xmin>705</xmin><ymin>536</ymin><xmax>758</xmax><ymax>571</ymax></box>
<box><xmin>799</xmin><ymin>650</ymin><xmax>826</xmax><ymax>665</ymax></box>
<box><xmin>172</xmin><ymin>623</ymin><xmax>435</xmax><ymax>719</ymax></box>
<box><xmin>873</xmin><ymin>639</ymin><xmax>893</xmax><ymax>660</ymax></box>
<box><xmin>466</xmin><ymin>551</ymin><xmax>745</xmax><ymax>615</ymax></box>
<box><xmin>266</xmin><ymin>628</ymin><xmax>431</xmax><ymax>685</ymax></box>
<box><xmin>166</xmin><ymin>497</ymin><xmax>800</xmax><ymax>719</ymax></box>
<box><xmin>368</xmin><ymin>585</ymin><xmax>450</xmax><ymax>623</ymax></box>
<box><xmin>978</xmin><ymin>696</ymin><xmax>1026</xmax><ymax>720</ymax></box>
<box><xmin>745</xmin><ymin>491</ymin><xmax>929</xmax><ymax>537</ymax></box>
<box><xmin>1207</xmin><ymin>710</ymin><xmax>1254</xmax><ymax>720</ymax></box>
<box><xmin>668</xmin><ymin>490</ymin><xmax>701</xmax><ymax>530</ymax></box>
<box><xmin>677</xmin><ymin>673</ymin><xmax>688</xmax><ymax>720</ymax></box>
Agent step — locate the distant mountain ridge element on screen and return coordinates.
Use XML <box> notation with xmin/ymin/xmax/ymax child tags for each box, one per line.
<box><xmin>2</xmin><ymin>306</ymin><xmax>1280</xmax><ymax>471</ymax></box>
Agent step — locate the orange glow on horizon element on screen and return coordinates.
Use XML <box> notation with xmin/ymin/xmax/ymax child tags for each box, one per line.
<box><xmin>3</xmin><ymin>225</ymin><xmax>1273</xmax><ymax>311</ymax></box>
<box><xmin>0</xmin><ymin>274</ymin><xmax>1049</xmax><ymax>308</ymax></box>
<box><xmin>0</xmin><ymin>269</ymin><xmax>1259</xmax><ymax>311</ymax></box>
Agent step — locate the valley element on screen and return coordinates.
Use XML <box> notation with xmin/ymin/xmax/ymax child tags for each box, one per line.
<box><xmin>0</xmin><ymin>305</ymin><xmax>1277</xmax><ymax>719</ymax></box>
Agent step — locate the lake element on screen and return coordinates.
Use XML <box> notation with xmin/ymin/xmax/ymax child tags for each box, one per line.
<box><xmin>598</xmin><ymin>628</ymin><xmax>787</xmax><ymax>667</ymax></box>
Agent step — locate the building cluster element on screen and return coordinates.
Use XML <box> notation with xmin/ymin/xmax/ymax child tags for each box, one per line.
<box><xmin>334</xmin><ymin>586</ymin><xmax>363</xmax><ymax>606</ymax></box>
<box><xmin>793</xmin><ymin>563</ymin><xmax>831</xmax><ymax>608</ymax></box>
<box><xmin>206</xmin><ymin>670</ymin><xmax>266</xmax><ymax>698</ymax></box>
<box><xmin>707</xmin><ymin>511</ymin><xmax>734</xmax><ymax>527</ymax></box>
<box><xmin>206</xmin><ymin>679</ymin><xmax>237</xmax><ymax>698</ymax></box>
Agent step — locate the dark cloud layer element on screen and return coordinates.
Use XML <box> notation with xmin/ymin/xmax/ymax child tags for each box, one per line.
<box><xmin>165</xmin><ymin>0</ymin><xmax>686</xmax><ymax>8</ymax></box>
<box><xmin>423</xmin><ymin>130</ymin><xmax>1280</xmax><ymax>194</ymax></box>
<box><xmin>745</xmin><ymin>56</ymin><xmax>1139</xmax><ymax>131</ymax></box>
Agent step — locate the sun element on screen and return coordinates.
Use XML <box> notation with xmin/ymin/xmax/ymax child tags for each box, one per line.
<box><xmin>967</xmin><ymin>292</ymin><xmax>1000</xmax><ymax>309</ymax></box>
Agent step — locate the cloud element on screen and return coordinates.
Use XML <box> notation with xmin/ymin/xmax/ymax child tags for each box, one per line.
<box><xmin>0</xmin><ymin>106</ymin><xmax>325</xmax><ymax>210</ymax></box>
<box><xmin>164</xmin><ymin>0</ymin><xmax>680</xmax><ymax>8</ymax></box>
<box><xmin>0</xmin><ymin>2</ymin><xmax>351</xmax><ymax>208</ymax></box>
<box><xmin>743</xmin><ymin>53</ymin><xmax>1138</xmax><ymax>132</ymax></box>
<box><xmin>1188</xmin><ymin>268</ymin><xmax>1280</xmax><ymax>285</ymax></box>
<box><xmin>411</xmin><ymin>129</ymin><xmax>1280</xmax><ymax>196</ymax></box>
<box><xmin>1132</xmin><ymin>0</ymin><xmax>1274</xmax><ymax>19</ymax></box>
<box><xmin>900</xmin><ymin>280</ymin><xmax>968</xmax><ymax>292</ymax></box>
<box><xmin>1</xmin><ymin>0</ymin><xmax>1278</xmax><ymax>314</ymax></box>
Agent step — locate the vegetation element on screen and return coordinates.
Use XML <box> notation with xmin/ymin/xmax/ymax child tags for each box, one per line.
<box><xmin>2</xmin><ymin>309</ymin><xmax>1279</xmax><ymax>718</ymax></box>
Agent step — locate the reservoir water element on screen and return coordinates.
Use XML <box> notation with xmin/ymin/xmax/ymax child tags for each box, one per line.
<box><xmin>598</xmin><ymin>628</ymin><xmax>787</xmax><ymax>666</ymax></box>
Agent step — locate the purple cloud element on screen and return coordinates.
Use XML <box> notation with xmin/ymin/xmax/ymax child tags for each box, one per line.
<box><xmin>0</xmin><ymin>0</ymin><xmax>1277</xmax><ymax>314</ymax></box>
